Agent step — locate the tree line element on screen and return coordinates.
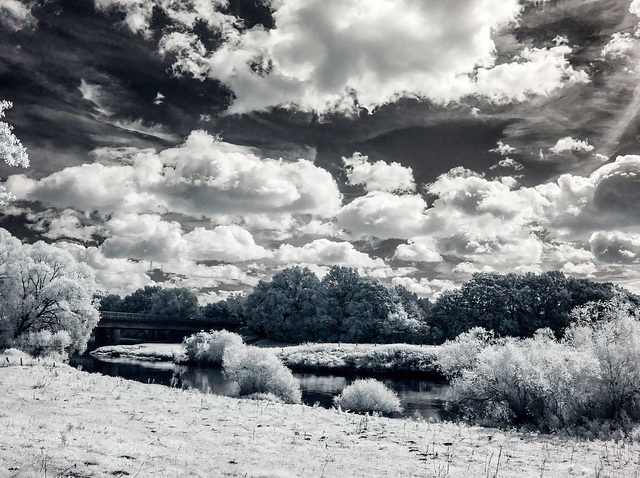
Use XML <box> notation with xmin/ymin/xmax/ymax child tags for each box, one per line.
<box><xmin>101</xmin><ymin>266</ymin><xmax>633</xmax><ymax>345</ymax></box>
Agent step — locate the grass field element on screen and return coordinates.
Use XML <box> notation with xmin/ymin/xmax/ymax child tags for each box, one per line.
<box><xmin>2</xmin><ymin>356</ymin><xmax>640</xmax><ymax>477</ymax></box>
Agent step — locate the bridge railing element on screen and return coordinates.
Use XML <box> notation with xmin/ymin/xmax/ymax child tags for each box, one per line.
<box><xmin>100</xmin><ymin>311</ymin><xmax>168</xmax><ymax>321</ymax></box>
<box><xmin>98</xmin><ymin>310</ymin><xmax>242</xmax><ymax>326</ymax></box>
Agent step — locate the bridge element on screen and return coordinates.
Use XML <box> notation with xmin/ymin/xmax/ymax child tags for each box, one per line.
<box><xmin>93</xmin><ymin>311</ymin><xmax>242</xmax><ymax>347</ymax></box>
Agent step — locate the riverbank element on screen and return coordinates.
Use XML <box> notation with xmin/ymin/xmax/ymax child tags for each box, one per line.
<box><xmin>274</xmin><ymin>343</ymin><xmax>441</xmax><ymax>378</ymax></box>
<box><xmin>91</xmin><ymin>343</ymin><xmax>183</xmax><ymax>361</ymax></box>
<box><xmin>2</xmin><ymin>358</ymin><xmax>639</xmax><ymax>477</ymax></box>
<box><xmin>92</xmin><ymin>342</ymin><xmax>443</xmax><ymax>378</ymax></box>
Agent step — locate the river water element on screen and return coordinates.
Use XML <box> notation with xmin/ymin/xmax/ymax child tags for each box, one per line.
<box><xmin>70</xmin><ymin>354</ymin><xmax>451</xmax><ymax>420</ymax></box>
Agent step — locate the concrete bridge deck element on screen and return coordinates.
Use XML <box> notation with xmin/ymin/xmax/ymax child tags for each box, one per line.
<box><xmin>93</xmin><ymin>311</ymin><xmax>242</xmax><ymax>347</ymax></box>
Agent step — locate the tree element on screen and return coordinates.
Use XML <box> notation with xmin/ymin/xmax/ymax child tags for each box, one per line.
<box><xmin>0</xmin><ymin>230</ymin><xmax>99</xmax><ymax>353</ymax></box>
<box><xmin>119</xmin><ymin>285</ymin><xmax>162</xmax><ymax>314</ymax></box>
<box><xmin>98</xmin><ymin>293</ymin><xmax>123</xmax><ymax>312</ymax></box>
<box><xmin>201</xmin><ymin>293</ymin><xmax>246</xmax><ymax>323</ymax></box>
<box><xmin>245</xmin><ymin>267</ymin><xmax>321</xmax><ymax>341</ymax></box>
<box><xmin>0</xmin><ymin>100</ymin><xmax>29</xmax><ymax>204</ymax></box>
<box><xmin>244</xmin><ymin>266</ymin><xmax>431</xmax><ymax>343</ymax></box>
<box><xmin>428</xmin><ymin>271</ymin><xmax>624</xmax><ymax>342</ymax></box>
<box><xmin>149</xmin><ymin>287</ymin><xmax>199</xmax><ymax>320</ymax></box>
<box><xmin>316</xmin><ymin>266</ymin><xmax>362</xmax><ymax>341</ymax></box>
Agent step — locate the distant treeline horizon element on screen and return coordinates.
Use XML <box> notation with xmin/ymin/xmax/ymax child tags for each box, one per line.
<box><xmin>99</xmin><ymin>268</ymin><xmax>636</xmax><ymax>345</ymax></box>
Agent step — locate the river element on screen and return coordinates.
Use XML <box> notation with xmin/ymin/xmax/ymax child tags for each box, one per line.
<box><xmin>70</xmin><ymin>354</ymin><xmax>451</xmax><ymax>420</ymax></box>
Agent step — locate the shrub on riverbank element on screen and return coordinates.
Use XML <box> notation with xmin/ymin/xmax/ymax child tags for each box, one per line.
<box><xmin>182</xmin><ymin>330</ymin><xmax>244</xmax><ymax>365</ymax></box>
<box><xmin>15</xmin><ymin>330</ymin><xmax>71</xmax><ymax>358</ymax></box>
<box><xmin>334</xmin><ymin>379</ymin><xmax>402</xmax><ymax>415</ymax></box>
<box><xmin>223</xmin><ymin>345</ymin><xmax>302</xmax><ymax>404</ymax></box>
<box><xmin>434</xmin><ymin>327</ymin><xmax>497</xmax><ymax>379</ymax></box>
<box><xmin>444</xmin><ymin>294</ymin><xmax>640</xmax><ymax>437</ymax></box>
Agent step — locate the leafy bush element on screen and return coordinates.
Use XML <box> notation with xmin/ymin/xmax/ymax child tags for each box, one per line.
<box><xmin>447</xmin><ymin>330</ymin><xmax>596</xmax><ymax>429</ymax></box>
<box><xmin>435</xmin><ymin>327</ymin><xmax>497</xmax><ymax>378</ymax></box>
<box><xmin>223</xmin><ymin>345</ymin><xmax>302</xmax><ymax>404</ymax></box>
<box><xmin>565</xmin><ymin>293</ymin><xmax>640</xmax><ymax>422</ymax></box>
<box><xmin>16</xmin><ymin>330</ymin><xmax>72</xmax><ymax>358</ymax></box>
<box><xmin>334</xmin><ymin>379</ymin><xmax>402</xmax><ymax>415</ymax></box>
<box><xmin>182</xmin><ymin>330</ymin><xmax>244</xmax><ymax>365</ymax></box>
<box><xmin>446</xmin><ymin>294</ymin><xmax>640</xmax><ymax>435</ymax></box>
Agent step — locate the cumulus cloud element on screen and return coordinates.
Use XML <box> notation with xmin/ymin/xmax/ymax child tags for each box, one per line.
<box><xmin>549</xmin><ymin>136</ymin><xmax>594</xmax><ymax>154</ymax></box>
<box><xmin>110</xmin><ymin>0</ymin><xmax>585</xmax><ymax>114</ymax></box>
<box><xmin>274</xmin><ymin>239</ymin><xmax>384</xmax><ymax>269</ymax></box>
<box><xmin>490</xmin><ymin>140</ymin><xmax>517</xmax><ymax>156</ymax></box>
<box><xmin>336</xmin><ymin>191</ymin><xmax>428</xmax><ymax>239</ymax></box>
<box><xmin>592</xmin><ymin>155</ymin><xmax>640</xmax><ymax>220</ymax></box>
<box><xmin>601</xmin><ymin>32</ymin><xmax>636</xmax><ymax>60</ymax></box>
<box><xmin>561</xmin><ymin>261</ymin><xmax>597</xmax><ymax>277</ymax></box>
<box><xmin>394</xmin><ymin>237</ymin><xmax>442</xmax><ymax>263</ymax></box>
<box><xmin>59</xmin><ymin>237</ymin><xmax>260</xmax><ymax>296</ymax></box>
<box><xmin>590</xmin><ymin>231</ymin><xmax>640</xmax><ymax>264</ymax></box>
<box><xmin>6</xmin><ymin>131</ymin><xmax>342</xmax><ymax>219</ymax></box>
<box><xmin>39</xmin><ymin>210</ymin><xmax>98</xmax><ymax>241</ymax></box>
<box><xmin>543</xmin><ymin>242</ymin><xmax>595</xmax><ymax>272</ymax></box>
<box><xmin>453</xmin><ymin>262</ymin><xmax>497</xmax><ymax>275</ymax></box>
<box><xmin>474</xmin><ymin>43</ymin><xmax>588</xmax><ymax>103</ymax></box>
<box><xmin>158</xmin><ymin>132</ymin><xmax>342</xmax><ymax>218</ymax></box>
<box><xmin>101</xmin><ymin>214</ymin><xmax>271</xmax><ymax>263</ymax></box>
<box><xmin>196</xmin><ymin>0</ymin><xmax>528</xmax><ymax>113</ymax></box>
<box><xmin>94</xmin><ymin>0</ymin><xmax>236</xmax><ymax>37</ymax></box>
<box><xmin>159</xmin><ymin>261</ymin><xmax>256</xmax><ymax>290</ymax></box>
<box><xmin>185</xmin><ymin>226</ymin><xmax>272</xmax><ymax>262</ymax></box>
<box><xmin>489</xmin><ymin>158</ymin><xmax>523</xmax><ymax>171</ymax></box>
<box><xmin>0</xmin><ymin>0</ymin><xmax>35</xmax><ymax>30</ymax></box>
<box><xmin>298</xmin><ymin>150</ymin><xmax>640</xmax><ymax>280</ymax></box>
<box><xmin>343</xmin><ymin>153</ymin><xmax>415</xmax><ymax>193</ymax></box>
<box><xmin>5</xmin><ymin>153</ymin><xmax>165</xmax><ymax>214</ymax></box>
<box><xmin>391</xmin><ymin>276</ymin><xmax>457</xmax><ymax>299</ymax></box>
<box><xmin>59</xmin><ymin>242</ymin><xmax>152</xmax><ymax>296</ymax></box>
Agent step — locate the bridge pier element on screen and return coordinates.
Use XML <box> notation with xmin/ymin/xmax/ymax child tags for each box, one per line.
<box><xmin>112</xmin><ymin>328</ymin><xmax>121</xmax><ymax>345</ymax></box>
<box><xmin>94</xmin><ymin>327</ymin><xmax>121</xmax><ymax>347</ymax></box>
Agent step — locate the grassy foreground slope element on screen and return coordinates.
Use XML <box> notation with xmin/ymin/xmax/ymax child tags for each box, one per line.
<box><xmin>1</xmin><ymin>362</ymin><xmax>640</xmax><ymax>478</ymax></box>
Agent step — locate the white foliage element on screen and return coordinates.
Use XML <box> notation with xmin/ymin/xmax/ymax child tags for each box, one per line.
<box><xmin>222</xmin><ymin>344</ymin><xmax>302</xmax><ymax>404</ymax></box>
<box><xmin>0</xmin><ymin>229</ymin><xmax>99</xmax><ymax>354</ymax></box>
<box><xmin>0</xmin><ymin>101</ymin><xmax>29</xmax><ymax>206</ymax></box>
<box><xmin>0</xmin><ymin>101</ymin><xmax>29</xmax><ymax>168</ymax></box>
<box><xmin>334</xmin><ymin>379</ymin><xmax>402</xmax><ymax>415</ymax></box>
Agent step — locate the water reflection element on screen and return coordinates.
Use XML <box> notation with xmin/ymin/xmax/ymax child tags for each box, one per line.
<box><xmin>70</xmin><ymin>355</ymin><xmax>450</xmax><ymax>420</ymax></box>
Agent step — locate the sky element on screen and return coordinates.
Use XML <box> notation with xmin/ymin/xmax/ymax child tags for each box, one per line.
<box><xmin>1</xmin><ymin>0</ymin><xmax>640</xmax><ymax>302</ymax></box>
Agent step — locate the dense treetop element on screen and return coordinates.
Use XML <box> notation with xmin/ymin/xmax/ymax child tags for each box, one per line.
<box><xmin>101</xmin><ymin>267</ymin><xmax>632</xmax><ymax>345</ymax></box>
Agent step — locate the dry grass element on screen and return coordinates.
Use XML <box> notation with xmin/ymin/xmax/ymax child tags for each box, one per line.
<box><xmin>2</xmin><ymin>357</ymin><xmax>640</xmax><ymax>477</ymax></box>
